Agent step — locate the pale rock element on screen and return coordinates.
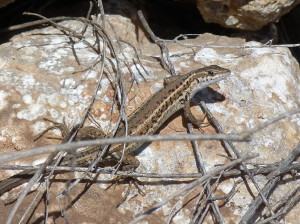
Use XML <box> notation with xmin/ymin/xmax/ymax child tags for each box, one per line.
<box><xmin>197</xmin><ymin>0</ymin><xmax>300</xmax><ymax>30</ymax></box>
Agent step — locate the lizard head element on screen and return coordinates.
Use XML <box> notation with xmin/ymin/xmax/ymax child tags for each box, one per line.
<box><xmin>203</xmin><ymin>65</ymin><xmax>231</xmax><ymax>80</ymax></box>
<box><xmin>189</xmin><ymin>65</ymin><xmax>231</xmax><ymax>97</ymax></box>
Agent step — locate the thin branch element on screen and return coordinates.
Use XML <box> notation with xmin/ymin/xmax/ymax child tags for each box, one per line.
<box><xmin>257</xmin><ymin>186</ymin><xmax>300</xmax><ymax>224</ymax></box>
<box><xmin>201</xmin><ymin>103</ymin><xmax>300</xmax><ymax>219</ymax></box>
<box><xmin>3</xmin><ymin>17</ymin><xmax>300</xmax><ymax>50</ymax></box>
<box><xmin>266</xmin><ymin>144</ymin><xmax>300</xmax><ymax>179</ymax></box>
<box><xmin>5</xmin><ymin>155</ymin><xmax>55</xmax><ymax>224</ymax></box>
<box><xmin>172</xmin><ymin>34</ymin><xmax>300</xmax><ymax>49</ymax></box>
<box><xmin>240</xmin><ymin>143</ymin><xmax>300</xmax><ymax>223</ymax></box>
<box><xmin>23</xmin><ymin>12</ymin><xmax>83</xmax><ymax>39</ymax></box>
<box><xmin>0</xmin><ymin>133</ymin><xmax>248</xmax><ymax>165</ymax></box>
<box><xmin>137</xmin><ymin>9</ymin><xmax>175</xmax><ymax>75</ymax></box>
<box><xmin>129</xmin><ymin>154</ymin><xmax>258</xmax><ymax>224</ymax></box>
<box><xmin>187</xmin><ymin>123</ymin><xmax>225</xmax><ymax>224</ymax></box>
<box><xmin>0</xmin><ymin>16</ymin><xmax>70</xmax><ymax>33</ymax></box>
<box><xmin>56</xmin><ymin>0</ymin><xmax>112</xmax><ymax>205</ymax></box>
<box><xmin>81</xmin><ymin>1</ymin><xmax>93</xmax><ymax>35</ymax></box>
<box><xmin>119</xmin><ymin>39</ymin><xmax>149</xmax><ymax>79</ymax></box>
<box><xmin>1</xmin><ymin>160</ymin><xmax>299</xmax><ymax>179</ymax></box>
<box><xmin>18</xmin><ymin>183</ymin><xmax>46</xmax><ymax>223</ymax></box>
<box><xmin>5</xmin><ymin>122</ymin><xmax>80</xmax><ymax>224</ymax></box>
<box><xmin>244</xmin><ymin>108</ymin><xmax>300</xmax><ymax>137</ymax></box>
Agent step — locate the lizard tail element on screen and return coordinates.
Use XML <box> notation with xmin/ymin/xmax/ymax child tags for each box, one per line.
<box><xmin>0</xmin><ymin>170</ymin><xmax>35</xmax><ymax>196</ymax></box>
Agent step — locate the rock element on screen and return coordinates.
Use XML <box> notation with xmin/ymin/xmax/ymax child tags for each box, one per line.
<box><xmin>197</xmin><ymin>0</ymin><xmax>300</xmax><ymax>30</ymax></box>
<box><xmin>0</xmin><ymin>3</ymin><xmax>299</xmax><ymax>224</ymax></box>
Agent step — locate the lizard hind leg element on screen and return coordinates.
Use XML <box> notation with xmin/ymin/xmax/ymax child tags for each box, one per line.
<box><xmin>74</xmin><ymin>126</ymin><xmax>106</xmax><ymax>141</ymax></box>
<box><xmin>118</xmin><ymin>153</ymin><xmax>140</xmax><ymax>171</ymax></box>
<box><xmin>33</xmin><ymin>117</ymin><xmax>70</xmax><ymax>142</ymax></box>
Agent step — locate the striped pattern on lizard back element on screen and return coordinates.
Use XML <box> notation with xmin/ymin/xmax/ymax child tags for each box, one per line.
<box><xmin>110</xmin><ymin>65</ymin><xmax>230</xmax><ymax>154</ymax></box>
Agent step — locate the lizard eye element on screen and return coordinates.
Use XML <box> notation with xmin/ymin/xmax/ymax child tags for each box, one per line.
<box><xmin>208</xmin><ymin>71</ymin><xmax>214</xmax><ymax>75</ymax></box>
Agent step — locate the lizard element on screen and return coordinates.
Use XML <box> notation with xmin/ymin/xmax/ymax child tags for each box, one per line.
<box><xmin>0</xmin><ymin>65</ymin><xmax>230</xmax><ymax>196</ymax></box>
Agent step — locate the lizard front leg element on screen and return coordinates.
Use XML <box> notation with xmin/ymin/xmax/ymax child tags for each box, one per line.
<box><xmin>183</xmin><ymin>97</ymin><xmax>209</xmax><ymax>129</ymax></box>
<box><xmin>107</xmin><ymin>149</ymin><xmax>140</xmax><ymax>171</ymax></box>
<box><xmin>34</xmin><ymin>117</ymin><xmax>70</xmax><ymax>141</ymax></box>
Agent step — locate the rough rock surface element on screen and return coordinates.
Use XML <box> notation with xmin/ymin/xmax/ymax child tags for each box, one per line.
<box><xmin>0</xmin><ymin>8</ymin><xmax>300</xmax><ymax>224</ymax></box>
<box><xmin>197</xmin><ymin>0</ymin><xmax>300</xmax><ymax>30</ymax></box>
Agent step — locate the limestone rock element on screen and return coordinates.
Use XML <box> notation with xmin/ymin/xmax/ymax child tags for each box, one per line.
<box><xmin>197</xmin><ymin>0</ymin><xmax>300</xmax><ymax>30</ymax></box>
